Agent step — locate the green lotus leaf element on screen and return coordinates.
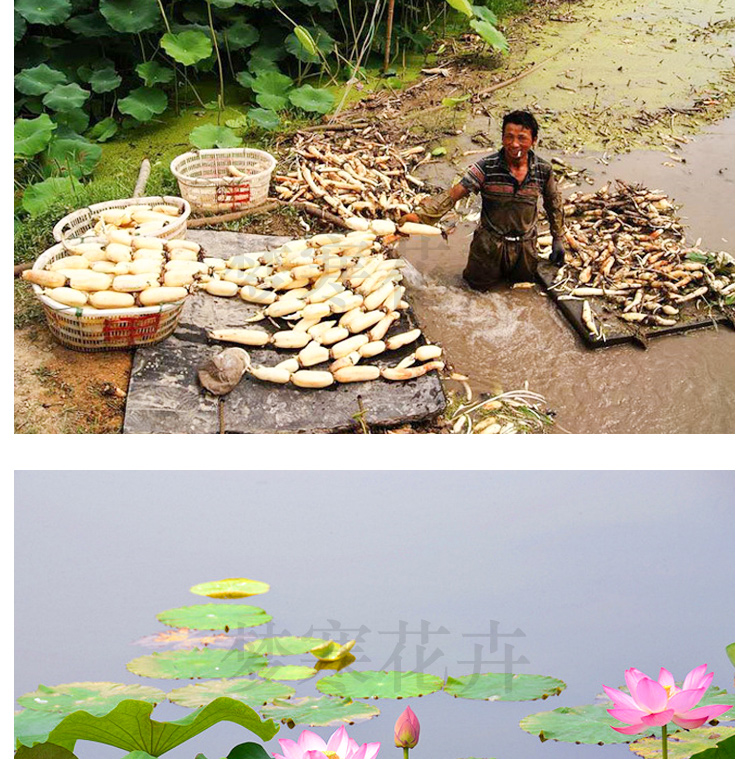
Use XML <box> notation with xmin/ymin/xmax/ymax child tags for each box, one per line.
<box><xmin>310</xmin><ymin>640</ymin><xmax>355</xmax><ymax>662</ymax></box>
<box><xmin>261</xmin><ymin>696</ymin><xmax>379</xmax><ymax>727</ymax></box>
<box><xmin>313</xmin><ymin>653</ymin><xmax>356</xmax><ymax>673</ymax></box>
<box><xmin>225</xmin><ymin>22</ymin><xmax>259</xmax><ymax>50</ymax></box>
<box><xmin>190</xmin><ymin>579</ymin><xmax>270</xmax><ymax>599</ymax></box>
<box><xmin>256</xmin><ymin>92</ymin><xmax>288</xmax><ymax>112</ymax></box>
<box><xmin>15</xmin><ymin>64</ymin><xmax>67</xmax><ymax>96</ymax></box>
<box><xmin>17</xmin><ymin>682</ymin><xmax>165</xmax><ymax>716</ymax></box>
<box><xmin>300</xmin><ymin>0</ymin><xmax>337</xmax><ymax>9</ymax></box>
<box><xmin>15</xmin><ymin>12</ymin><xmax>27</xmax><ymax>43</ymax></box>
<box><xmin>247</xmin><ymin>108</ymin><xmax>281</xmax><ymax>131</ymax></box>
<box><xmin>245</xmin><ymin>637</ymin><xmax>327</xmax><ymax>656</ymax></box>
<box><xmin>469</xmin><ymin>19</ymin><xmax>509</xmax><ymax>52</ymax></box>
<box><xmin>52</xmin><ymin>108</ymin><xmax>90</xmax><ymax>134</ymax></box>
<box><xmin>630</xmin><ymin>726</ymin><xmax>735</xmax><ymax>759</ymax></box>
<box><xmin>99</xmin><ymin>0</ymin><xmax>160</xmax><ymax>33</ymax></box>
<box><xmin>258</xmin><ymin>666</ymin><xmax>316</xmax><ymax>682</ymax></box>
<box><xmin>208</xmin><ymin>0</ymin><xmax>236</xmax><ymax>7</ymax></box>
<box><xmin>22</xmin><ymin>176</ymin><xmax>82</xmax><ymax>215</ymax></box>
<box><xmin>44</xmin><ymin>138</ymin><xmax>102</xmax><ymax>177</ymax></box>
<box><xmin>726</xmin><ymin>643</ymin><xmax>735</xmax><ymax>667</ymax></box>
<box><xmin>16</xmin><ymin>697</ymin><xmax>279</xmax><ymax>755</ymax></box>
<box><xmin>14</xmin><ymin>743</ymin><xmax>78</xmax><ymax>759</ymax></box>
<box><xmin>169</xmin><ymin>678</ymin><xmax>294</xmax><ymax>708</ymax></box>
<box><xmin>446</xmin><ymin>0</ymin><xmax>474</xmax><ymax>16</ymax></box>
<box><xmin>43</xmin><ymin>83</ymin><xmax>89</xmax><ymax>112</ymax></box>
<box><xmin>250</xmin><ymin>71</ymin><xmax>293</xmax><ymax>99</ymax></box>
<box><xmin>317</xmin><ymin>671</ymin><xmax>444</xmax><ymax>699</ymax></box>
<box><xmin>118</xmin><ymin>87</ymin><xmax>168</xmax><ymax>121</ymax></box>
<box><xmin>444</xmin><ymin>673</ymin><xmax>566</xmax><ymax>701</ymax></box>
<box><xmin>89</xmin><ymin>66</ymin><xmax>121</xmax><ymax>94</ymax></box>
<box><xmin>128</xmin><ymin>648</ymin><xmax>268</xmax><ymax>680</ymax></box>
<box><xmin>87</xmin><ymin>117</ymin><xmax>119</xmax><ymax>142</ymax></box>
<box><xmin>189</xmin><ymin>124</ymin><xmax>243</xmax><ymax>149</ymax></box>
<box><xmin>14</xmin><ymin>114</ymin><xmax>56</xmax><ymax>157</ymax></box>
<box><xmin>695</xmin><ymin>687</ymin><xmax>734</xmax><ymax>721</ymax></box>
<box><xmin>14</xmin><ymin>710</ymin><xmax>67</xmax><ymax>748</ymax></box>
<box><xmin>226</xmin><ymin>743</ymin><xmax>273</xmax><ymax>759</ymax></box>
<box><xmin>160</xmin><ymin>31</ymin><xmax>213</xmax><ymax>66</ymax></box>
<box><xmin>15</xmin><ymin>0</ymin><xmax>71</xmax><ymax>25</ymax></box>
<box><xmin>248</xmin><ymin>55</ymin><xmax>281</xmax><ymax>75</ymax></box>
<box><xmin>66</xmin><ymin>11</ymin><xmax>114</xmax><ymax>37</ymax></box>
<box><xmin>136</xmin><ymin>61</ymin><xmax>174</xmax><ymax>86</ymax></box>
<box><xmin>237</xmin><ymin>71</ymin><xmax>255</xmax><ymax>89</ymax></box>
<box><xmin>225</xmin><ymin>117</ymin><xmax>247</xmax><ymax>129</ymax></box>
<box><xmin>289</xmin><ymin>85</ymin><xmax>335</xmax><ymax>114</ymax></box>
<box><xmin>520</xmin><ymin>704</ymin><xmax>638</xmax><ymax>745</ymax></box>
<box><xmin>471</xmin><ymin>4</ymin><xmax>498</xmax><ymax>25</ymax></box>
<box><xmin>690</xmin><ymin>735</ymin><xmax>735</xmax><ymax>759</ymax></box>
<box><xmin>22</xmin><ymin>97</ymin><xmax>45</xmax><ymax>116</ymax></box>
<box><xmin>251</xmin><ymin>43</ymin><xmax>286</xmax><ymax>62</ymax></box>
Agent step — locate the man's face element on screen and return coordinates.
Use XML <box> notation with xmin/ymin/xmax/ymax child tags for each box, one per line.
<box><xmin>502</xmin><ymin>123</ymin><xmax>535</xmax><ymax>161</ymax></box>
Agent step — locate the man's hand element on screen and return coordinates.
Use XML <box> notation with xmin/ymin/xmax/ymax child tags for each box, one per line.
<box><xmin>399</xmin><ymin>212</ymin><xmax>421</xmax><ymax>225</ymax></box>
<box><xmin>550</xmin><ymin>239</ymin><xmax>566</xmax><ymax>266</ymax></box>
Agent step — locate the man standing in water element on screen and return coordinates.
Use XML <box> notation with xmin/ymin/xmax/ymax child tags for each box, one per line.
<box><xmin>402</xmin><ymin>110</ymin><xmax>566</xmax><ymax>289</ymax></box>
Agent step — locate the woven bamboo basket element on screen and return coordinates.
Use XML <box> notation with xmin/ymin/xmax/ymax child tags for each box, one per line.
<box><xmin>170</xmin><ymin>148</ymin><xmax>276</xmax><ymax>215</ymax></box>
<box><xmin>52</xmin><ymin>195</ymin><xmax>190</xmax><ymax>243</ymax></box>
<box><xmin>29</xmin><ymin>244</ymin><xmax>186</xmax><ymax>352</ymax></box>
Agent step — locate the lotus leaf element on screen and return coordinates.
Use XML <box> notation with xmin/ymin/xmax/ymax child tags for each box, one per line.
<box><xmin>134</xmin><ymin>628</ymin><xmax>237</xmax><ymax>650</ymax></box>
<box><xmin>118</xmin><ymin>87</ymin><xmax>168</xmax><ymax>122</ymax></box>
<box><xmin>690</xmin><ymin>736</ymin><xmax>735</xmax><ymax>759</ymax></box>
<box><xmin>15</xmin><ymin>0</ymin><xmax>71</xmax><ymax>25</ymax></box>
<box><xmin>726</xmin><ymin>643</ymin><xmax>734</xmax><ymax>666</ymax></box>
<box><xmin>190</xmin><ymin>579</ymin><xmax>270</xmax><ymax>599</ymax></box>
<box><xmin>14</xmin><ymin>114</ymin><xmax>56</xmax><ymax>157</ymax></box>
<box><xmin>127</xmin><ymin>648</ymin><xmax>267</xmax><ymax>680</ymax></box>
<box><xmin>469</xmin><ymin>19</ymin><xmax>509</xmax><ymax>52</ymax></box>
<box><xmin>14</xmin><ymin>743</ymin><xmax>78</xmax><ymax>759</ymax></box>
<box><xmin>65</xmin><ymin>12</ymin><xmax>114</xmax><ymax>37</ymax></box>
<box><xmin>44</xmin><ymin>138</ymin><xmax>102</xmax><ymax>177</ymax></box>
<box><xmin>16</xmin><ymin>697</ymin><xmax>278</xmax><ymax>755</ymax></box>
<box><xmin>52</xmin><ymin>109</ymin><xmax>90</xmax><ymax>134</ymax></box>
<box><xmin>289</xmin><ymin>85</ymin><xmax>335</xmax><ymax>114</ymax></box>
<box><xmin>471</xmin><ymin>5</ymin><xmax>498</xmax><ymax>25</ymax></box>
<box><xmin>168</xmin><ymin>678</ymin><xmax>294</xmax><ymax>708</ymax></box>
<box><xmin>261</xmin><ymin>696</ymin><xmax>379</xmax><ymax>727</ymax></box>
<box><xmin>17</xmin><ymin>682</ymin><xmax>165</xmax><ymax>716</ymax></box>
<box><xmin>258</xmin><ymin>666</ymin><xmax>316</xmax><ymax>682</ymax></box>
<box><xmin>43</xmin><ymin>83</ymin><xmax>89</xmax><ymax>112</ymax></box>
<box><xmin>630</xmin><ymin>727</ymin><xmax>735</xmax><ymax>759</ymax></box>
<box><xmin>310</xmin><ymin>640</ymin><xmax>356</xmax><ymax>662</ymax></box>
<box><xmin>317</xmin><ymin>671</ymin><xmax>444</xmax><ymax>699</ymax></box>
<box><xmin>313</xmin><ymin>654</ymin><xmax>356</xmax><ymax>673</ymax></box>
<box><xmin>208</xmin><ymin>0</ymin><xmax>236</xmax><ymax>7</ymax></box>
<box><xmin>444</xmin><ymin>673</ymin><xmax>566</xmax><ymax>701</ymax></box>
<box><xmin>248</xmin><ymin>56</ymin><xmax>281</xmax><ymax>75</ymax></box>
<box><xmin>227</xmin><ymin>743</ymin><xmax>274</xmax><ymax>759</ymax></box>
<box><xmin>225</xmin><ymin>117</ymin><xmax>248</xmax><ymax>129</ymax></box>
<box><xmin>257</xmin><ymin>92</ymin><xmax>289</xmax><ymax>112</ymax></box>
<box><xmin>445</xmin><ymin>0</ymin><xmax>474</xmax><ymax>16</ymax></box>
<box><xmin>15</xmin><ymin>65</ymin><xmax>67</xmax><ymax>96</ymax></box>
<box><xmin>15</xmin><ymin>12</ymin><xmax>27</xmax><ymax>43</ymax></box>
<box><xmin>161</xmin><ymin>31</ymin><xmax>214</xmax><ymax>66</ymax></box>
<box><xmin>99</xmin><ymin>0</ymin><xmax>160</xmax><ymax>33</ymax></box>
<box><xmin>89</xmin><ymin>67</ymin><xmax>122</xmax><ymax>94</ymax></box>
<box><xmin>225</xmin><ymin>22</ymin><xmax>260</xmax><ymax>50</ymax></box>
<box><xmin>189</xmin><ymin>125</ymin><xmax>243</xmax><ymax>149</ymax></box>
<box><xmin>136</xmin><ymin>62</ymin><xmax>174</xmax><ymax>87</ymax></box>
<box><xmin>22</xmin><ymin>176</ymin><xmax>82</xmax><ymax>215</ymax></box>
<box><xmin>237</xmin><ymin>72</ymin><xmax>255</xmax><ymax>89</ymax></box>
<box><xmin>520</xmin><ymin>704</ymin><xmax>642</xmax><ymax>745</ymax></box>
<box><xmin>244</xmin><ymin>637</ymin><xmax>327</xmax><ymax>656</ymax></box>
<box><xmin>249</xmin><ymin>71</ymin><xmax>293</xmax><ymax>111</ymax></box>
<box><xmin>87</xmin><ymin>117</ymin><xmax>119</xmax><ymax>143</ymax></box>
<box><xmin>14</xmin><ymin>710</ymin><xmax>67</xmax><ymax>748</ymax></box>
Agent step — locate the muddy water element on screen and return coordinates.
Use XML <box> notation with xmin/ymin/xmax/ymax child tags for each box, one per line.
<box><xmin>399</xmin><ymin>117</ymin><xmax>734</xmax><ymax>433</ymax></box>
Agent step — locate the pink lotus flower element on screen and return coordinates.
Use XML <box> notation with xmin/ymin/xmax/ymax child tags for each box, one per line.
<box><xmin>604</xmin><ymin>664</ymin><xmax>732</xmax><ymax>735</ymax></box>
<box><xmin>273</xmin><ymin>726</ymin><xmax>380</xmax><ymax>759</ymax></box>
<box><xmin>394</xmin><ymin>706</ymin><xmax>420</xmax><ymax>748</ymax></box>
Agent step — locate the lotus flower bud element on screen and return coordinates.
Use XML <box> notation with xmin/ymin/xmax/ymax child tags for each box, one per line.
<box><xmin>394</xmin><ymin>706</ymin><xmax>420</xmax><ymax>748</ymax></box>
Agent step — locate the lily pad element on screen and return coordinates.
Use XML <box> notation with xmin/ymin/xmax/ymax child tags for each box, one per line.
<box><xmin>118</xmin><ymin>87</ymin><xmax>168</xmax><ymax>122</ymax></box>
<box><xmin>469</xmin><ymin>19</ymin><xmax>509</xmax><ymax>53</ymax></box>
<box><xmin>289</xmin><ymin>85</ymin><xmax>335</xmax><ymax>114</ymax></box>
<box><xmin>14</xmin><ymin>114</ymin><xmax>56</xmax><ymax>157</ymax></box>
<box><xmin>225</xmin><ymin>22</ymin><xmax>259</xmax><ymax>50</ymax></box>
<box><xmin>66</xmin><ymin>12</ymin><xmax>114</xmax><ymax>37</ymax></box>
<box><xmin>42</xmin><ymin>83</ymin><xmax>89</xmax><ymax>112</ymax></box>
<box><xmin>310</xmin><ymin>639</ymin><xmax>356</xmax><ymax>662</ymax></box>
<box><xmin>189</xmin><ymin>124</ymin><xmax>243</xmax><ymax>149</ymax></box>
<box><xmin>261</xmin><ymin>696</ymin><xmax>380</xmax><ymax>727</ymax></box>
<box><xmin>134</xmin><ymin>628</ymin><xmax>237</xmax><ymax>650</ymax></box>
<box><xmin>15</xmin><ymin>697</ymin><xmax>279</xmax><ymax>755</ymax></box>
<box><xmin>190</xmin><ymin>579</ymin><xmax>270</xmax><ymax>599</ymax></box>
<box><xmin>99</xmin><ymin>0</ymin><xmax>160</xmax><ymax>33</ymax></box>
<box><xmin>14</xmin><ymin>743</ymin><xmax>78</xmax><ymax>759</ymax></box>
<box><xmin>15</xmin><ymin>64</ymin><xmax>67</xmax><ymax>96</ymax></box>
<box><xmin>520</xmin><ymin>704</ymin><xmax>638</xmax><ymax>745</ymax></box>
<box><xmin>156</xmin><ymin>604</ymin><xmax>270</xmax><ymax>631</ymax></box>
<box><xmin>160</xmin><ymin>31</ymin><xmax>213</xmax><ymax>66</ymax></box>
<box><xmin>249</xmin><ymin>71</ymin><xmax>293</xmax><ymax>112</ymax></box>
<box><xmin>17</xmin><ymin>682</ymin><xmax>165</xmax><ymax>717</ymax></box>
<box><xmin>245</xmin><ymin>637</ymin><xmax>327</xmax><ymax>656</ymax></box>
<box><xmin>89</xmin><ymin>66</ymin><xmax>122</xmax><ymax>94</ymax></box>
<box><xmin>630</xmin><ymin>727</ymin><xmax>735</xmax><ymax>759</ymax></box>
<box><xmin>15</xmin><ymin>0</ymin><xmax>71</xmax><ymax>25</ymax></box>
<box><xmin>136</xmin><ymin>62</ymin><xmax>174</xmax><ymax>87</ymax></box>
<box><xmin>444</xmin><ymin>673</ymin><xmax>566</xmax><ymax>701</ymax></box>
<box><xmin>168</xmin><ymin>678</ymin><xmax>294</xmax><ymax>708</ymax></box>
<box><xmin>88</xmin><ymin>117</ymin><xmax>119</xmax><ymax>143</ymax></box>
<box><xmin>691</xmin><ymin>735</ymin><xmax>734</xmax><ymax>759</ymax></box>
<box><xmin>22</xmin><ymin>176</ymin><xmax>81</xmax><ymax>215</ymax></box>
<box><xmin>317</xmin><ymin>670</ymin><xmax>444</xmax><ymax>699</ymax></box>
<box><xmin>14</xmin><ymin>710</ymin><xmax>67</xmax><ymax>748</ymax></box>
<box><xmin>127</xmin><ymin>648</ymin><xmax>268</xmax><ymax>680</ymax></box>
<box><xmin>313</xmin><ymin>654</ymin><xmax>356</xmax><ymax>673</ymax></box>
<box><xmin>44</xmin><ymin>138</ymin><xmax>102</xmax><ymax>177</ymax></box>
<box><xmin>258</xmin><ymin>666</ymin><xmax>316</xmax><ymax>682</ymax></box>
<box><xmin>52</xmin><ymin>109</ymin><xmax>90</xmax><ymax>134</ymax></box>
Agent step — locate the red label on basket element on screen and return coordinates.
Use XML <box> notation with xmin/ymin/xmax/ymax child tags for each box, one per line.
<box><xmin>216</xmin><ymin>184</ymin><xmax>253</xmax><ymax>205</ymax></box>
<box><xmin>104</xmin><ymin>314</ymin><xmax>162</xmax><ymax>345</ymax></box>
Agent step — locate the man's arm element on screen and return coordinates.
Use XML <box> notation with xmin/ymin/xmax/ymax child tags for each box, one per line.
<box><xmin>542</xmin><ymin>169</ymin><xmax>566</xmax><ymax>265</ymax></box>
<box><xmin>401</xmin><ymin>182</ymin><xmax>470</xmax><ymax>225</ymax></box>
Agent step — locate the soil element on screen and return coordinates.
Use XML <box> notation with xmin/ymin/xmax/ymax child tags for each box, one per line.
<box><xmin>14</xmin><ymin>0</ymin><xmax>734</xmax><ymax>434</ymax></box>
